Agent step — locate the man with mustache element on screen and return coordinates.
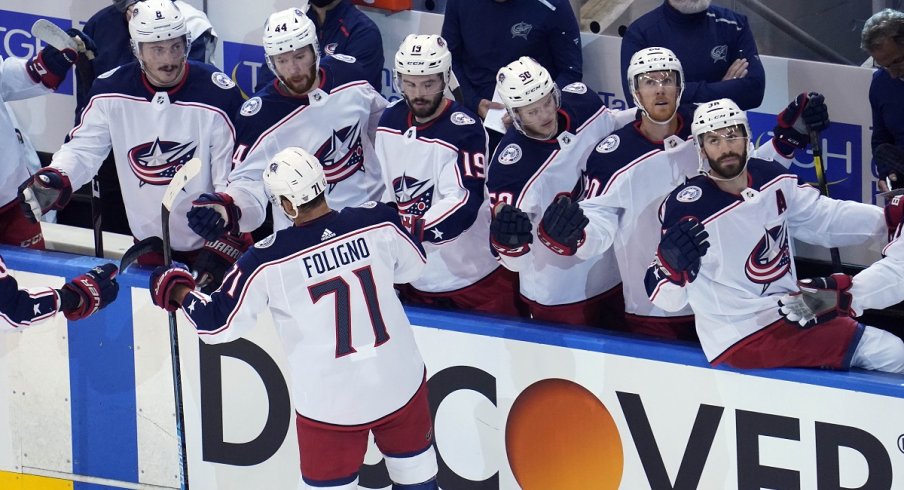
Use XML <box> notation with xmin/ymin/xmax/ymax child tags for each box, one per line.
<box><xmin>374</xmin><ymin>35</ymin><xmax>521</xmax><ymax>316</ymax></box>
<box><xmin>643</xmin><ymin>99</ymin><xmax>904</xmax><ymax>373</ymax></box>
<box><xmin>538</xmin><ymin>47</ymin><xmax>826</xmax><ymax>339</ymax></box>
<box><xmin>18</xmin><ymin>0</ymin><xmax>245</xmax><ymax>293</ymax></box>
<box><xmin>186</xmin><ymin>8</ymin><xmax>388</xmax><ymax>243</ymax></box>
<box><xmin>620</xmin><ymin>0</ymin><xmax>765</xmax><ymax>110</ymax></box>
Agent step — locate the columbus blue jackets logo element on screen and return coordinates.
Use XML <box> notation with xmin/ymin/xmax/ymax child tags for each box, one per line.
<box><xmin>313</xmin><ymin>123</ymin><xmax>365</xmax><ymax>187</ymax></box>
<box><xmin>745</xmin><ymin>223</ymin><xmax>791</xmax><ymax>291</ymax></box>
<box><xmin>511</xmin><ymin>22</ymin><xmax>533</xmax><ymax>40</ymax></box>
<box><xmin>711</xmin><ymin>45</ymin><xmax>728</xmax><ymax>63</ymax></box>
<box><xmin>128</xmin><ymin>139</ymin><xmax>198</xmax><ymax>186</ymax></box>
<box><xmin>393</xmin><ymin>173</ymin><xmax>434</xmax><ymax>217</ymax></box>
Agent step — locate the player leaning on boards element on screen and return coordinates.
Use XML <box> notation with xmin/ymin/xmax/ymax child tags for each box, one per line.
<box><xmin>18</xmin><ymin>0</ymin><xmax>246</xmax><ymax>293</ymax></box>
<box><xmin>486</xmin><ymin>57</ymin><xmax>637</xmax><ymax>327</ymax></box>
<box><xmin>0</xmin><ymin>256</ymin><xmax>118</xmax><ymax>328</ymax></box>
<box><xmin>187</xmin><ymin>7</ymin><xmax>388</xmax><ymax>244</ymax></box>
<box><xmin>1</xmin><ymin>26</ymin><xmax>90</xmax><ymax>250</ymax></box>
<box><xmin>645</xmin><ymin>99</ymin><xmax>904</xmax><ymax>373</ymax></box>
<box><xmin>150</xmin><ymin>148</ymin><xmax>438</xmax><ymax>490</ymax></box>
<box><xmin>375</xmin><ymin>34</ymin><xmax>521</xmax><ymax>315</ymax></box>
<box><xmin>536</xmin><ymin>47</ymin><xmax>827</xmax><ymax>340</ymax></box>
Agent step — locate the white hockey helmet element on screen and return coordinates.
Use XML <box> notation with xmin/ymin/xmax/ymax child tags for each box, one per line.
<box><xmin>263</xmin><ymin>8</ymin><xmax>320</xmax><ymax>78</ymax></box>
<box><xmin>496</xmin><ymin>57</ymin><xmax>558</xmax><ymax>109</ymax></box>
<box><xmin>128</xmin><ymin>0</ymin><xmax>190</xmax><ymax>56</ymax></box>
<box><xmin>692</xmin><ymin>98</ymin><xmax>752</xmax><ymax>176</ymax></box>
<box><xmin>627</xmin><ymin>47</ymin><xmax>684</xmax><ymax>122</ymax></box>
<box><xmin>394</xmin><ymin>34</ymin><xmax>452</xmax><ymax>85</ymax></box>
<box><xmin>264</xmin><ymin>147</ymin><xmax>327</xmax><ymax>219</ymax></box>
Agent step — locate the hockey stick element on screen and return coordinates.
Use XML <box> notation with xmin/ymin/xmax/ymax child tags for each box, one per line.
<box><xmin>810</xmin><ymin>130</ymin><xmax>843</xmax><ymax>273</ymax></box>
<box><xmin>119</xmin><ymin>236</ymin><xmax>164</xmax><ymax>272</ymax></box>
<box><xmin>91</xmin><ymin>178</ymin><xmax>103</xmax><ymax>258</ymax></box>
<box><xmin>161</xmin><ymin>157</ymin><xmax>201</xmax><ymax>490</ymax></box>
<box><xmin>31</xmin><ymin>19</ymin><xmax>95</xmax><ymax>59</ymax></box>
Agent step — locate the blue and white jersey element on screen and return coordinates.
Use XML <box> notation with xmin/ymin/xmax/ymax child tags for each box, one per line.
<box><xmin>646</xmin><ymin>158</ymin><xmax>885</xmax><ymax>361</ymax></box>
<box><xmin>228</xmin><ymin>56</ymin><xmax>388</xmax><ymax>233</ymax></box>
<box><xmin>485</xmin><ymin>83</ymin><xmax>634</xmax><ymax>306</ymax></box>
<box><xmin>0</xmin><ymin>56</ymin><xmax>53</xmax><ymax>207</ymax></box>
<box><xmin>178</xmin><ymin>203</ymin><xmax>427</xmax><ymax>426</ymax></box>
<box><xmin>375</xmin><ymin>99</ymin><xmax>499</xmax><ymax>292</ymax></box>
<box><xmin>0</xmin><ymin>255</ymin><xmax>59</xmax><ymax>330</ymax></box>
<box><xmin>849</xmin><ymin>224</ymin><xmax>904</xmax><ymax>315</ymax></box>
<box><xmin>51</xmin><ymin>61</ymin><xmax>243</xmax><ymax>251</ymax></box>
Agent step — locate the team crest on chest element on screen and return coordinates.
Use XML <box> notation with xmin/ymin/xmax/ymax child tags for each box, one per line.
<box><xmin>393</xmin><ymin>173</ymin><xmax>434</xmax><ymax>216</ymax></box>
<box><xmin>745</xmin><ymin>222</ymin><xmax>791</xmax><ymax>291</ymax></box>
<box><xmin>450</xmin><ymin>112</ymin><xmax>475</xmax><ymax>126</ymax></box>
<box><xmin>511</xmin><ymin>21</ymin><xmax>532</xmax><ymax>39</ymax></box>
<box><xmin>676</xmin><ymin>186</ymin><xmax>702</xmax><ymax>203</ymax></box>
<box><xmin>128</xmin><ymin>138</ymin><xmax>198</xmax><ymax>186</ymax></box>
<box><xmin>595</xmin><ymin>135</ymin><xmax>620</xmax><ymax>153</ymax></box>
<box><xmin>498</xmin><ymin>144</ymin><xmax>522</xmax><ymax>165</ymax></box>
<box><xmin>711</xmin><ymin>45</ymin><xmax>728</xmax><ymax>63</ymax></box>
<box><xmin>313</xmin><ymin>122</ymin><xmax>366</xmax><ymax>188</ymax></box>
<box><xmin>211</xmin><ymin>71</ymin><xmax>236</xmax><ymax>89</ymax></box>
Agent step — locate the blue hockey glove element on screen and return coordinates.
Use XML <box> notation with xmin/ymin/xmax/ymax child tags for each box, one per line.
<box><xmin>538</xmin><ymin>195</ymin><xmax>588</xmax><ymax>256</ymax></box>
<box><xmin>59</xmin><ymin>263</ymin><xmax>119</xmax><ymax>320</ymax></box>
<box><xmin>187</xmin><ymin>192</ymin><xmax>242</xmax><ymax>241</ymax></box>
<box><xmin>655</xmin><ymin>217</ymin><xmax>710</xmax><ymax>285</ymax></box>
<box><xmin>490</xmin><ymin>203</ymin><xmax>533</xmax><ymax>257</ymax></box>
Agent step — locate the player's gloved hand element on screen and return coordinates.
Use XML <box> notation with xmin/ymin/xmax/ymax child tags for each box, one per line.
<box><xmin>490</xmin><ymin>203</ymin><xmax>533</xmax><ymax>257</ymax></box>
<box><xmin>538</xmin><ymin>195</ymin><xmax>588</xmax><ymax>256</ymax></box>
<box><xmin>773</xmin><ymin>92</ymin><xmax>830</xmax><ymax>157</ymax></box>
<box><xmin>18</xmin><ymin>168</ymin><xmax>73</xmax><ymax>223</ymax></box>
<box><xmin>150</xmin><ymin>263</ymin><xmax>196</xmax><ymax>312</ymax></box>
<box><xmin>884</xmin><ymin>194</ymin><xmax>904</xmax><ymax>241</ymax></box>
<box><xmin>402</xmin><ymin>215</ymin><xmax>426</xmax><ymax>242</ymax></box>
<box><xmin>193</xmin><ymin>233</ymin><xmax>251</xmax><ymax>293</ymax></box>
<box><xmin>58</xmin><ymin>263</ymin><xmax>119</xmax><ymax>321</ymax></box>
<box><xmin>777</xmin><ymin>273</ymin><xmax>853</xmax><ymax>328</ymax></box>
<box><xmin>187</xmin><ymin>193</ymin><xmax>242</xmax><ymax>241</ymax></box>
<box><xmin>875</xmin><ymin>143</ymin><xmax>904</xmax><ymax>191</ymax></box>
<box><xmin>655</xmin><ymin>217</ymin><xmax>710</xmax><ymax>285</ymax></box>
<box><xmin>25</xmin><ymin>40</ymin><xmax>78</xmax><ymax>90</ymax></box>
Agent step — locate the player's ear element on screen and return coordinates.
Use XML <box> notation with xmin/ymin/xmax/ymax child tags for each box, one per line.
<box><xmin>280</xmin><ymin>197</ymin><xmax>295</xmax><ymax>216</ymax></box>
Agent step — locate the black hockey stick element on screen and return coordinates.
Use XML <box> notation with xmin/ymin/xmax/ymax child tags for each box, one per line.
<box><xmin>810</xmin><ymin>130</ymin><xmax>843</xmax><ymax>273</ymax></box>
<box><xmin>119</xmin><ymin>236</ymin><xmax>163</xmax><ymax>272</ymax></box>
<box><xmin>91</xmin><ymin>178</ymin><xmax>103</xmax><ymax>258</ymax></box>
<box><xmin>161</xmin><ymin>157</ymin><xmax>201</xmax><ymax>490</ymax></box>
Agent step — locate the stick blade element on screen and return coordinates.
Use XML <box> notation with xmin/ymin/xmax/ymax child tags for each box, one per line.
<box><xmin>119</xmin><ymin>236</ymin><xmax>164</xmax><ymax>271</ymax></box>
<box><xmin>162</xmin><ymin>158</ymin><xmax>202</xmax><ymax>212</ymax></box>
<box><xmin>31</xmin><ymin>19</ymin><xmax>77</xmax><ymax>52</ymax></box>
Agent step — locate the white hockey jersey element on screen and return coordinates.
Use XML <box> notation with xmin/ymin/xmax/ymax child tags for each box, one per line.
<box><xmin>578</xmin><ymin>106</ymin><xmax>792</xmax><ymax>319</ymax></box>
<box><xmin>179</xmin><ymin>203</ymin><xmax>427</xmax><ymax>426</ymax></box>
<box><xmin>485</xmin><ymin>83</ymin><xmax>634</xmax><ymax>306</ymax></box>
<box><xmin>0</xmin><ymin>56</ymin><xmax>53</xmax><ymax>207</ymax></box>
<box><xmin>228</xmin><ymin>56</ymin><xmax>388</xmax><ymax>233</ymax></box>
<box><xmin>375</xmin><ymin>99</ymin><xmax>499</xmax><ymax>292</ymax></box>
<box><xmin>646</xmin><ymin>158</ymin><xmax>885</xmax><ymax>361</ymax></box>
<box><xmin>51</xmin><ymin>61</ymin><xmax>243</xmax><ymax>251</ymax></box>
<box><xmin>848</xmin><ymin>227</ymin><xmax>904</xmax><ymax>315</ymax></box>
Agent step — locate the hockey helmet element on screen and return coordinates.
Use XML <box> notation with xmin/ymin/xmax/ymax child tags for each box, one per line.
<box><xmin>692</xmin><ymin>98</ymin><xmax>752</xmax><ymax>178</ymax></box>
<box><xmin>394</xmin><ymin>34</ymin><xmax>452</xmax><ymax>85</ymax></box>
<box><xmin>263</xmin><ymin>8</ymin><xmax>320</xmax><ymax>78</ymax></box>
<box><xmin>627</xmin><ymin>47</ymin><xmax>684</xmax><ymax>122</ymax></box>
<box><xmin>129</xmin><ymin>0</ymin><xmax>190</xmax><ymax>50</ymax></box>
<box><xmin>264</xmin><ymin>147</ymin><xmax>327</xmax><ymax>219</ymax></box>
<box><xmin>496</xmin><ymin>57</ymin><xmax>558</xmax><ymax>109</ymax></box>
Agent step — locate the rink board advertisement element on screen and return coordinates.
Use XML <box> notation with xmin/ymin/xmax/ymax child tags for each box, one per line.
<box><xmin>0</xmin><ymin>249</ymin><xmax>903</xmax><ymax>489</ymax></box>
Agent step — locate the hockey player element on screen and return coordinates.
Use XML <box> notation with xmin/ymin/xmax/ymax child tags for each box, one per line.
<box><xmin>149</xmin><ymin>147</ymin><xmax>438</xmax><ymax>490</ymax></box>
<box><xmin>645</xmin><ymin>99</ymin><xmax>904</xmax><ymax>373</ymax></box>
<box><xmin>486</xmin><ymin>57</ymin><xmax>638</xmax><ymax>327</ymax></box>
<box><xmin>537</xmin><ymin>47</ymin><xmax>827</xmax><ymax>339</ymax></box>
<box><xmin>0</xmin><ymin>257</ymin><xmax>118</xmax><ymax>328</ymax></box>
<box><xmin>375</xmin><ymin>34</ymin><xmax>521</xmax><ymax>315</ymax></box>
<box><xmin>0</xmin><ymin>29</ymin><xmax>87</xmax><ymax>249</ymax></box>
<box><xmin>18</xmin><ymin>0</ymin><xmax>245</xmax><ymax>292</ymax></box>
<box><xmin>186</xmin><ymin>8</ymin><xmax>388</xmax><ymax>242</ymax></box>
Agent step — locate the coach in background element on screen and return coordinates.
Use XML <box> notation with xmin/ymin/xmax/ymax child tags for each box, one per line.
<box><xmin>620</xmin><ymin>0</ymin><xmax>765</xmax><ymax>110</ymax></box>
<box><xmin>862</xmin><ymin>9</ymin><xmax>904</xmax><ymax>192</ymax></box>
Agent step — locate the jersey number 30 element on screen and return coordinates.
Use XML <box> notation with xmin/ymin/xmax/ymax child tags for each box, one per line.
<box><xmin>308</xmin><ymin>266</ymin><xmax>390</xmax><ymax>358</ymax></box>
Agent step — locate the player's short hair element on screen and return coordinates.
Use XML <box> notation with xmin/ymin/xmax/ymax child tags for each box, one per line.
<box><xmin>862</xmin><ymin>9</ymin><xmax>904</xmax><ymax>51</ymax></box>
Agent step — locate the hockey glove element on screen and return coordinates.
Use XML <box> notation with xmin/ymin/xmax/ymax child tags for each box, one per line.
<box><xmin>18</xmin><ymin>167</ymin><xmax>73</xmax><ymax>223</ymax></box>
<box><xmin>59</xmin><ymin>263</ymin><xmax>119</xmax><ymax>321</ymax></box>
<box><xmin>655</xmin><ymin>217</ymin><xmax>710</xmax><ymax>285</ymax></box>
<box><xmin>885</xmin><ymin>195</ymin><xmax>904</xmax><ymax>241</ymax></box>
<box><xmin>402</xmin><ymin>215</ymin><xmax>426</xmax><ymax>242</ymax></box>
<box><xmin>538</xmin><ymin>195</ymin><xmax>588</xmax><ymax>256</ymax></box>
<box><xmin>67</xmin><ymin>28</ymin><xmax>97</xmax><ymax>60</ymax></box>
<box><xmin>875</xmin><ymin>143</ymin><xmax>904</xmax><ymax>190</ymax></box>
<box><xmin>150</xmin><ymin>263</ymin><xmax>196</xmax><ymax>312</ymax></box>
<box><xmin>773</xmin><ymin>93</ymin><xmax>830</xmax><ymax>157</ymax></box>
<box><xmin>187</xmin><ymin>192</ymin><xmax>243</xmax><ymax>241</ymax></box>
<box><xmin>778</xmin><ymin>273</ymin><xmax>853</xmax><ymax>328</ymax></box>
<box><xmin>193</xmin><ymin>232</ymin><xmax>252</xmax><ymax>293</ymax></box>
<box><xmin>490</xmin><ymin>203</ymin><xmax>533</xmax><ymax>257</ymax></box>
<box><xmin>25</xmin><ymin>42</ymin><xmax>78</xmax><ymax>90</ymax></box>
